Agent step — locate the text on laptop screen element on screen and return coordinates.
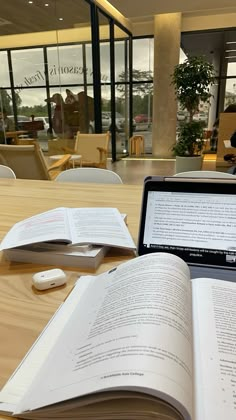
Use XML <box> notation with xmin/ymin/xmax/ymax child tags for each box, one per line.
<box><xmin>143</xmin><ymin>190</ymin><xmax>236</xmax><ymax>267</ymax></box>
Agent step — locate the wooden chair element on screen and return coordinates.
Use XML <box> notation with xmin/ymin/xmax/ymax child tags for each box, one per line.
<box><xmin>63</xmin><ymin>131</ymin><xmax>110</xmax><ymax>169</ymax></box>
<box><xmin>129</xmin><ymin>135</ymin><xmax>145</xmax><ymax>156</ymax></box>
<box><xmin>0</xmin><ymin>144</ymin><xmax>71</xmax><ymax>180</ymax></box>
<box><xmin>55</xmin><ymin>168</ymin><xmax>123</xmax><ymax>184</ymax></box>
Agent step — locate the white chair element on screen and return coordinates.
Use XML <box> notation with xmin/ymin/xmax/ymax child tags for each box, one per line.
<box><xmin>55</xmin><ymin>168</ymin><xmax>123</xmax><ymax>184</ymax></box>
<box><xmin>174</xmin><ymin>170</ymin><xmax>236</xmax><ymax>178</ymax></box>
<box><xmin>0</xmin><ymin>164</ymin><xmax>16</xmax><ymax>179</ymax></box>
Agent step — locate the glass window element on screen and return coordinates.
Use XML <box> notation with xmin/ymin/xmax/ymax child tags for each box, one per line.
<box><xmin>11</xmin><ymin>48</ymin><xmax>45</xmax><ymax>88</ymax></box>
<box><xmin>101</xmin><ymin>84</ymin><xmax>111</xmax><ymax>108</ymax></box>
<box><xmin>16</xmin><ymin>88</ymin><xmax>48</xmax><ymax>140</ymax></box>
<box><xmin>0</xmin><ymin>51</ymin><xmax>10</xmax><ymax>87</ymax></box>
<box><xmin>100</xmin><ymin>42</ymin><xmax>110</xmax><ymax>84</ymax></box>
<box><xmin>133</xmin><ymin>38</ymin><xmax>154</xmax><ymax>78</ymax></box>
<box><xmin>47</xmin><ymin>85</ymin><xmax>94</xmax><ymax>137</ymax></box>
<box><xmin>133</xmin><ymin>81</ymin><xmax>153</xmax><ymax>154</ymax></box>
<box><xmin>47</xmin><ymin>45</ymin><xmax>84</xmax><ymax>85</ymax></box>
<box><xmin>85</xmin><ymin>44</ymin><xmax>93</xmax><ymax>84</ymax></box>
<box><xmin>224</xmin><ymin>30</ymin><xmax>236</xmax><ymax>77</ymax></box>
<box><xmin>114</xmin><ymin>26</ymin><xmax>131</xmax><ymax>157</ymax></box>
<box><xmin>227</xmin><ymin>62</ymin><xmax>236</xmax><ymax>77</ymax></box>
<box><xmin>0</xmin><ymin>89</ymin><xmax>13</xmax><ymax>116</ymax></box>
<box><xmin>224</xmin><ymin>78</ymin><xmax>236</xmax><ymax>108</ymax></box>
<box><xmin>115</xmin><ymin>40</ymin><xmax>126</xmax><ymax>82</ymax></box>
<box><xmin>17</xmin><ymin>88</ymin><xmax>48</xmax><ymax>115</ymax></box>
<box><xmin>114</xmin><ymin>85</ymin><xmax>131</xmax><ymax>155</ymax></box>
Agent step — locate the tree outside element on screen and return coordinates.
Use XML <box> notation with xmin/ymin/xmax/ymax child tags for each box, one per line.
<box><xmin>0</xmin><ymin>88</ymin><xmax>21</xmax><ymax>114</ymax></box>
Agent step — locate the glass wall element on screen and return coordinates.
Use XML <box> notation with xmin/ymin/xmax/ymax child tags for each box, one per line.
<box><xmin>132</xmin><ymin>37</ymin><xmax>154</xmax><ymax>154</ymax></box>
<box><xmin>0</xmin><ymin>0</ymin><xmax>132</xmax><ymax>161</ymax></box>
<box><xmin>131</xmin><ymin>30</ymin><xmax>236</xmax><ymax>155</ymax></box>
<box><xmin>114</xmin><ymin>27</ymin><xmax>131</xmax><ymax>157</ymax></box>
<box><xmin>97</xmin><ymin>11</ymin><xmax>133</xmax><ymax>158</ymax></box>
<box><xmin>0</xmin><ymin>0</ymin><xmax>94</xmax><ymax>148</ymax></box>
<box><xmin>181</xmin><ymin>29</ymin><xmax>236</xmax><ymax>132</ymax></box>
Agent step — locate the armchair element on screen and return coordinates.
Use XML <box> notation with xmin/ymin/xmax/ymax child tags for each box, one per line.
<box><xmin>0</xmin><ymin>144</ymin><xmax>71</xmax><ymax>180</ymax></box>
<box><xmin>63</xmin><ymin>131</ymin><xmax>110</xmax><ymax>169</ymax></box>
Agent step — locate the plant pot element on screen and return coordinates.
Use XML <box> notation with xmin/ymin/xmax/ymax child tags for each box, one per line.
<box><xmin>175</xmin><ymin>155</ymin><xmax>203</xmax><ymax>174</ymax></box>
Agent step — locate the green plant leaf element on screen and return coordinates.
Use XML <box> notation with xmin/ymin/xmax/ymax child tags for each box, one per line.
<box><xmin>171</xmin><ymin>55</ymin><xmax>215</xmax><ymax>156</ymax></box>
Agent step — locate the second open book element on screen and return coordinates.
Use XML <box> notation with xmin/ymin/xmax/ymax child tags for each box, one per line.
<box><xmin>0</xmin><ymin>207</ymin><xmax>135</xmax><ymax>268</ymax></box>
<box><xmin>0</xmin><ymin>252</ymin><xmax>235</xmax><ymax>420</ymax></box>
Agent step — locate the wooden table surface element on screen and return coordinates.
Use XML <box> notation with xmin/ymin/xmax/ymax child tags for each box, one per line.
<box><xmin>0</xmin><ymin>179</ymin><xmax>143</xmax><ymax>417</ymax></box>
<box><xmin>5</xmin><ymin>131</ymin><xmax>28</xmax><ymax>139</ymax></box>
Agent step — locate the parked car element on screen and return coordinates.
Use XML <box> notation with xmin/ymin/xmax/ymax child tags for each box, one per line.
<box><xmin>106</xmin><ymin>111</ymin><xmax>136</xmax><ymax>132</ymax></box>
<box><xmin>193</xmin><ymin>112</ymin><xmax>208</xmax><ymax>122</ymax></box>
<box><xmin>34</xmin><ymin>116</ymin><xmax>49</xmax><ymax>131</ymax></box>
<box><xmin>199</xmin><ymin>112</ymin><xmax>208</xmax><ymax>122</ymax></box>
<box><xmin>89</xmin><ymin>112</ymin><xmax>109</xmax><ymax>133</ymax></box>
<box><xmin>8</xmin><ymin>115</ymin><xmax>31</xmax><ymax>130</ymax></box>
<box><xmin>134</xmin><ymin>114</ymin><xmax>152</xmax><ymax>123</ymax></box>
<box><xmin>34</xmin><ymin>116</ymin><xmax>57</xmax><ymax>138</ymax></box>
<box><xmin>177</xmin><ymin>111</ymin><xmax>186</xmax><ymax>121</ymax></box>
<box><xmin>90</xmin><ymin>112</ymin><xmax>136</xmax><ymax>133</ymax></box>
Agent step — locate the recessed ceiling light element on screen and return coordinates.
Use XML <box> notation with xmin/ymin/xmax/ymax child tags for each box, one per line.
<box><xmin>58</xmin><ymin>17</ymin><xmax>63</xmax><ymax>21</ymax></box>
<box><xmin>28</xmin><ymin>1</ymin><xmax>33</xmax><ymax>4</ymax></box>
<box><xmin>45</xmin><ymin>3</ymin><xmax>49</xmax><ymax>6</ymax></box>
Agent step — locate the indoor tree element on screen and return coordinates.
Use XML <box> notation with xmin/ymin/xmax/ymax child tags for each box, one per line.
<box><xmin>171</xmin><ymin>55</ymin><xmax>215</xmax><ymax>158</ymax></box>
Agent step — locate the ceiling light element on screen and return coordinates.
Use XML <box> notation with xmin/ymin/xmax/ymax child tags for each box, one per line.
<box><xmin>58</xmin><ymin>17</ymin><xmax>63</xmax><ymax>21</ymax></box>
<box><xmin>45</xmin><ymin>3</ymin><xmax>49</xmax><ymax>6</ymax></box>
<box><xmin>28</xmin><ymin>1</ymin><xmax>33</xmax><ymax>3</ymax></box>
<box><xmin>226</xmin><ymin>41</ymin><xmax>236</xmax><ymax>44</ymax></box>
<box><xmin>225</xmin><ymin>49</ymin><xmax>236</xmax><ymax>52</ymax></box>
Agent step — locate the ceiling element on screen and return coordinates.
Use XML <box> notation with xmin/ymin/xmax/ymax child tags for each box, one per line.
<box><xmin>108</xmin><ymin>0</ymin><xmax>236</xmax><ymax>19</ymax></box>
<box><xmin>1</xmin><ymin>0</ymin><xmax>236</xmax><ymax>37</ymax></box>
<box><xmin>0</xmin><ymin>0</ymin><xmax>91</xmax><ymax>36</ymax></box>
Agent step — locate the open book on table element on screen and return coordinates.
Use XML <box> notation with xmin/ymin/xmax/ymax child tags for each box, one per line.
<box><xmin>0</xmin><ymin>252</ymin><xmax>236</xmax><ymax>420</ymax></box>
<box><xmin>0</xmin><ymin>208</ymin><xmax>135</xmax><ymax>268</ymax></box>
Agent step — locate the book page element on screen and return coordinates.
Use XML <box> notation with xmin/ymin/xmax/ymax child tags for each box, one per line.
<box><xmin>0</xmin><ymin>279</ymin><xmax>90</xmax><ymax>412</ymax></box>
<box><xmin>192</xmin><ymin>278</ymin><xmax>236</xmax><ymax>420</ymax></box>
<box><xmin>67</xmin><ymin>207</ymin><xmax>136</xmax><ymax>249</ymax></box>
<box><xmin>0</xmin><ymin>208</ymin><xmax>71</xmax><ymax>250</ymax></box>
<box><xmin>16</xmin><ymin>253</ymin><xmax>193</xmax><ymax>420</ymax></box>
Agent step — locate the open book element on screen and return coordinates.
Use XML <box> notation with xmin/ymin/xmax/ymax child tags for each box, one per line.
<box><xmin>0</xmin><ymin>207</ymin><xmax>135</xmax><ymax>268</ymax></box>
<box><xmin>0</xmin><ymin>253</ymin><xmax>235</xmax><ymax>420</ymax></box>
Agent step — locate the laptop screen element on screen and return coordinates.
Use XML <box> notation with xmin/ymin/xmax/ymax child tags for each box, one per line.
<box><xmin>138</xmin><ymin>176</ymin><xmax>236</xmax><ymax>269</ymax></box>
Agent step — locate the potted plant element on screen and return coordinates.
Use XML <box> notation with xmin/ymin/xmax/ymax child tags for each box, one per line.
<box><xmin>171</xmin><ymin>55</ymin><xmax>215</xmax><ymax>173</ymax></box>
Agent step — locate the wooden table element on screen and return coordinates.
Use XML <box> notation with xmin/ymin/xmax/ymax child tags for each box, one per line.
<box><xmin>49</xmin><ymin>154</ymin><xmax>82</xmax><ymax>167</ymax></box>
<box><xmin>5</xmin><ymin>131</ymin><xmax>29</xmax><ymax>144</ymax></box>
<box><xmin>0</xmin><ymin>179</ymin><xmax>142</xmax><ymax>418</ymax></box>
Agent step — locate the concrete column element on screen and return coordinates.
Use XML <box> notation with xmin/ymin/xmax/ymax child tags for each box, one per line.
<box><xmin>152</xmin><ymin>13</ymin><xmax>181</xmax><ymax>157</ymax></box>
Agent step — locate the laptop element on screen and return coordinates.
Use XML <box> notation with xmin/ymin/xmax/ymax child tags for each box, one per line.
<box><xmin>138</xmin><ymin>176</ymin><xmax>236</xmax><ymax>282</ymax></box>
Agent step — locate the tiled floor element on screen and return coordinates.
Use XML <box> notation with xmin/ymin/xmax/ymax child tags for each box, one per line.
<box><xmin>106</xmin><ymin>155</ymin><xmax>217</xmax><ymax>184</ymax></box>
